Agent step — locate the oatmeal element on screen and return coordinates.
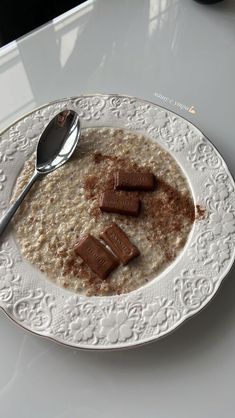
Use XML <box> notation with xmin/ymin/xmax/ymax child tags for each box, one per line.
<box><xmin>12</xmin><ymin>128</ymin><xmax>195</xmax><ymax>296</ymax></box>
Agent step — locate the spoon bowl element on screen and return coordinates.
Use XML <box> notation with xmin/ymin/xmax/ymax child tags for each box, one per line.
<box><xmin>0</xmin><ymin>109</ymin><xmax>81</xmax><ymax>236</ymax></box>
<box><xmin>37</xmin><ymin>110</ymin><xmax>80</xmax><ymax>173</ymax></box>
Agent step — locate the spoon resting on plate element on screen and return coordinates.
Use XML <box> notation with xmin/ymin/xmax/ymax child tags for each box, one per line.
<box><xmin>0</xmin><ymin>110</ymin><xmax>81</xmax><ymax>236</ymax></box>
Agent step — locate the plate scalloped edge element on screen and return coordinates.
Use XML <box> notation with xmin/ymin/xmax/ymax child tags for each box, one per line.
<box><xmin>0</xmin><ymin>94</ymin><xmax>235</xmax><ymax>350</ymax></box>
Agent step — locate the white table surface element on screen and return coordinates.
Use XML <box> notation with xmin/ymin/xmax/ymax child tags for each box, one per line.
<box><xmin>0</xmin><ymin>1</ymin><xmax>235</xmax><ymax>417</ymax></box>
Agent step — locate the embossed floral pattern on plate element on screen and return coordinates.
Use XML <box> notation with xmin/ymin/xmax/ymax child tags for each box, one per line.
<box><xmin>0</xmin><ymin>94</ymin><xmax>234</xmax><ymax>350</ymax></box>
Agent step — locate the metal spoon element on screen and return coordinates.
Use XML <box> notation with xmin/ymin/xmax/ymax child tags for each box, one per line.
<box><xmin>0</xmin><ymin>110</ymin><xmax>80</xmax><ymax>236</ymax></box>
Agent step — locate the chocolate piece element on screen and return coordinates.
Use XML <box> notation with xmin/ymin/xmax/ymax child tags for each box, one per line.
<box><xmin>100</xmin><ymin>223</ymin><xmax>140</xmax><ymax>265</ymax></box>
<box><xmin>99</xmin><ymin>191</ymin><xmax>141</xmax><ymax>216</ymax></box>
<box><xmin>114</xmin><ymin>170</ymin><xmax>155</xmax><ymax>191</ymax></box>
<box><xmin>74</xmin><ymin>234</ymin><xmax>119</xmax><ymax>279</ymax></box>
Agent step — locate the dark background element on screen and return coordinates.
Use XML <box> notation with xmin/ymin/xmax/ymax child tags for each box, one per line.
<box><xmin>0</xmin><ymin>0</ymin><xmax>224</xmax><ymax>46</ymax></box>
<box><xmin>0</xmin><ymin>0</ymin><xmax>85</xmax><ymax>46</ymax></box>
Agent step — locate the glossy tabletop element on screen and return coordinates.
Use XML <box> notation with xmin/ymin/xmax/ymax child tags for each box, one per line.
<box><xmin>0</xmin><ymin>1</ymin><xmax>235</xmax><ymax>417</ymax></box>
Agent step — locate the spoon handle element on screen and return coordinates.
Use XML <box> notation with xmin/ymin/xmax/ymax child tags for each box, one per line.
<box><xmin>0</xmin><ymin>170</ymin><xmax>40</xmax><ymax>237</ymax></box>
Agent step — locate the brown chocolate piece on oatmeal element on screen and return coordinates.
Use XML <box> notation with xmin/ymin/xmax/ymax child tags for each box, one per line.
<box><xmin>114</xmin><ymin>170</ymin><xmax>155</xmax><ymax>191</ymax></box>
<box><xmin>100</xmin><ymin>223</ymin><xmax>140</xmax><ymax>265</ymax></box>
<box><xmin>99</xmin><ymin>191</ymin><xmax>141</xmax><ymax>216</ymax></box>
<box><xmin>74</xmin><ymin>234</ymin><xmax>119</xmax><ymax>279</ymax></box>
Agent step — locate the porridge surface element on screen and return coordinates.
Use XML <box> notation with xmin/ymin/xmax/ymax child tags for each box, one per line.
<box><xmin>12</xmin><ymin>128</ymin><xmax>195</xmax><ymax>296</ymax></box>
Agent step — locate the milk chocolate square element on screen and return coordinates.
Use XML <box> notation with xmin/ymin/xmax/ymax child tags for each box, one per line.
<box><xmin>74</xmin><ymin>234</ymin><xmax>119</xmax><ymax>279</ymax></box>
<box><xmin>100</xmin><ymin>223</ymin><xmax>140</xmax><ymax>265</ymax></box>
<box><xmin>99</xmin><ymin>191</ymin><xmax>140</xmax><ymax>216</ymax></box>
<box><xmin>114</xmin><ymin>170</ymin><xmax>155</xmax><ymax>191</ymax></box>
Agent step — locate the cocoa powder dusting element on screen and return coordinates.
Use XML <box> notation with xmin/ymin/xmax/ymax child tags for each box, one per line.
<box><xmin>84</xmin><ymin>175</ymin><xmax>98</xmax><ymax>200</ymax></box>
<box><xmin>93</xmin><ymin>153</ymin><xmax>117</xmax><ymax>164</ymax></box>
<box><xmin>196</xmin><ymin>204</ymin><xmax>206</xmax><ymax>220</ymax></box>
<box><xmin>143</xmin><ymin>178</ymin><xmax>195</xmax><ymax>241</ymax></box>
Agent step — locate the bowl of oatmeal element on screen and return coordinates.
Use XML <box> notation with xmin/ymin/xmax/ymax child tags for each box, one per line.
<box><xmin>0</xmin><ymin>94</ymin><xmax>234</xmax><ymax>350</ymax></box>
<box><xmin>12</xmin><ymin>127</ymin><xmax>195</xmax><ymax>297</ymax></box>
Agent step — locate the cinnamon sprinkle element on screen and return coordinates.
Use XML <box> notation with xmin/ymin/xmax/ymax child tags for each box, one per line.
<box><xmin>196</xmin><ymin>204</ymin><xmax>206</xmax><ymax>220</ymax></box>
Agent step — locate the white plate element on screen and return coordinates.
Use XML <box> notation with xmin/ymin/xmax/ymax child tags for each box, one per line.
<box><xmin>0</xmin><ymin>94</ymin><xmax>234</xmax><ymax>350</ymax></box>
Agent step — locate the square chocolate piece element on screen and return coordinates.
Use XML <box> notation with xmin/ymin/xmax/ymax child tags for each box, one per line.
<box><xmin>75</xmin><ymin>234</ymin><xmax>119</xmax><ymax>279</ymax></box>
<box><xmin>100</xmin><ymin>223</ymin><xmax>140</xmax><ymax>265</ymax></box>
<box><xmin>115</xmin><ymin>170</ymin><xmax>155</xmax><ymax>191</ymax></box>
<box><xmin>99</xmin><ymin>191</ymin><xmax>140</xmax><ymax>216</ymax></box>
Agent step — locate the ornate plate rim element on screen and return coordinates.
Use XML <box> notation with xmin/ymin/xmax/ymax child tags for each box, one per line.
<box><xmin>0</xmin><ymin>93</ymin><xmax>234</xmax><ymax>350</ymax></box>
